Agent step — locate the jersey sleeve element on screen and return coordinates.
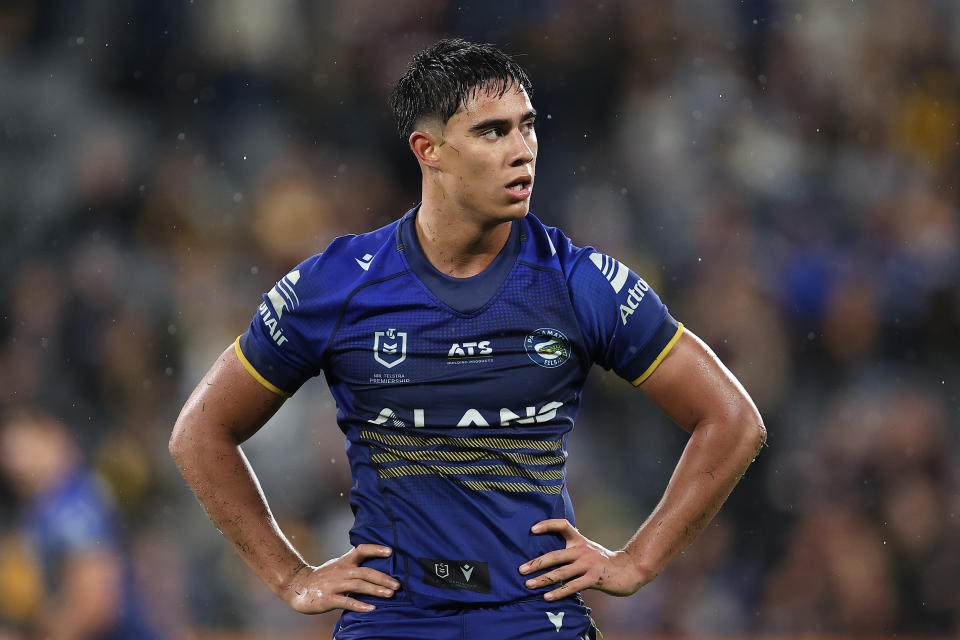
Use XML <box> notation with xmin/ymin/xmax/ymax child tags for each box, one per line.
<box><xmin>569</xmin><ymin>249</ymin><xmax>684</xmax><ymax>385</ymax></box>
<box><xmin>236</xmin><ymin>256</ymin><xmax>326</xmax><ymax>396</ymax></box>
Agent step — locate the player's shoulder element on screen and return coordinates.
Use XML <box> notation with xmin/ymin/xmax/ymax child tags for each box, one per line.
<box><xmin>283</xmin><ymin>217</ymin><xmax>407</xmax><ymax>303</ymax></box>
<box><xmin>519</xmin><ymin>212</ymin><xmax>591</xmax><ymax>274</ymax></box>
<box><xmin>520</xmin><ymin>212</ymin><xmax>598</xmax><ymax>279</ymax></box>
<box><xmin>522</xmin><ymin>212</ymin><xmax>647</xmax><ymax>296</ymax></box>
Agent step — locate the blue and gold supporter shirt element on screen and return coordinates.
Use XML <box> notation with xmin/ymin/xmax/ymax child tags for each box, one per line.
<box><xmin>237</xmin><ymin>208</ymin><xmax>683</xmax><ymax>609</ymax></box>
<box><xmin>25</xmin><ymin>468</ymin><xmax>162</xmax><ymax>639</ymax></box>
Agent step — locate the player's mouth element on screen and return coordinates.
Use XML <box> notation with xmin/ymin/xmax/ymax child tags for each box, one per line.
<box><xmin>505</xmin><ymin>176</ymin><xmax>533</xmax><ymax>200</ymax></box>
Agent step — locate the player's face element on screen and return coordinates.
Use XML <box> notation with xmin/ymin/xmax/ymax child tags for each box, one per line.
<box><xmin>437</xmin><ymin>85</ymin><xmax>537</xmax><ymax>222</ymax></box>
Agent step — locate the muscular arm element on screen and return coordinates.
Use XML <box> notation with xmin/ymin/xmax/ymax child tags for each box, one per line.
<box><xmin>169</xmin><ymin>345</ymin><xmax>398</xmax><ymax>613</ymax></box>
<box><xmin>624</xmin><ymin>329</ymin><xmax>766</xmax><ymax>577</ymax></box>
<box><xmin>522</xmin><ymin>329</ymin><xmax>766</xmax><ymax>599</ymax></box>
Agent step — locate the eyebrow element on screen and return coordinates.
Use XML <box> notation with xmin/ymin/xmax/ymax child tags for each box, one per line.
<box><xmin>468</xmin><ymin>109</ymin><xmax>538</xmax><ymax>134</ymax></box>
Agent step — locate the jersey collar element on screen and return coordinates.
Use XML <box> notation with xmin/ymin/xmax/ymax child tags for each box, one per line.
<box><xmin>396</xmin><ymin>205</ymin><xmax>523</xmax><ymax>315</ymax></box>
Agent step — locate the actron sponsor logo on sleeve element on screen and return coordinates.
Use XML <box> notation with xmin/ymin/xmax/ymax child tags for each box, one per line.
<box><xmin>588</xmin><ymin>252</ymin><xmax>651</xmax><ymax>325</ymax></box>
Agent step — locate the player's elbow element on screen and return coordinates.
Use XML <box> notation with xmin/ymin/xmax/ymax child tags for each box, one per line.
<box><xmin>752</xmin><ymin>418</ymin><xmax>767</xmax><ymax>450</ymax></box>
<box><xmin>168</xmin><ymin>421</ymin><xmax>185</xmax><ymax>464</ymax></box>
<box><xmin>168</xmin><ymin>411</ymin><xmax>196</xmax><ymax>467</ymax></box>
<box><xmin>732</xmin><ymin>400</ymin><xmax>766</xmax><ymax>459</ymax></box>
<box><xmin>744</xmin><ymin>418</ymin><xmax>767</xmax><ymax>460</ymax></box>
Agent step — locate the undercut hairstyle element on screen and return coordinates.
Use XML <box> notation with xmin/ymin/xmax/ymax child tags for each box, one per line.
<box><xmin>390</xmin><ymin>38</ymin><xmax>533</xmax><ymax>139</ymax></box>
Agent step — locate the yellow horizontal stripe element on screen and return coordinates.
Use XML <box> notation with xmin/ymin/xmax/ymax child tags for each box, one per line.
<box><xmin>376</xmin><ymin>467</ymin><xmax>563</xmax><ymax>495</ymax></box>
<box><xmin>371</xmin><ymin>455</ymin><xmax>564</xmax><ymax>481</ymax></box>
<box><xmin>370</xmin><ymin>448</ymin><xmax>564</xmax><ymax>468</ymax></box>
<box><xmin>234</xmin><ymin>337</ymin><xmax>290</xmax><ymax>397</ymax></box>
<box><xmin>461</xmin><ymin>479</ymin><xmax>563</xmax><ymax>495</ymax></box>
<box><xmin>359</xmin><ymin>429</ymin><xmax>561</xmax><ymax>452</ymax></box>
<box><xmin>632</xmin><ymin>322</ymin><xmax>685</xmax><ymax>387</ymax></box>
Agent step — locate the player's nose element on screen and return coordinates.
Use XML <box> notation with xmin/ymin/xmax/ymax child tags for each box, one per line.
<box><xmin>507</xmin><ymin>128</ymin><xmax>535</xmax><ymax>167</ymax></box>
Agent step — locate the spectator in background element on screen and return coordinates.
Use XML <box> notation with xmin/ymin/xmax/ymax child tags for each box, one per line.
<box><xmin>0</xmin><ymin>409</ymin><xmax>162</xmax><ymax>640</ymax></box>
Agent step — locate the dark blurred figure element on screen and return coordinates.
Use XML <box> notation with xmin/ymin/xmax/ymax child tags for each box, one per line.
<box><xmin>0</xmin><ymin>409</ymin><xmax>162</xmax><ymax>640</ymax></box>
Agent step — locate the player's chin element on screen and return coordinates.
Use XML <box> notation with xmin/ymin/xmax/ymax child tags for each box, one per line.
<box><xmin>500</xmin><ymin>194</ymin><xmax>532</xmax><ymax>217</ymax></box>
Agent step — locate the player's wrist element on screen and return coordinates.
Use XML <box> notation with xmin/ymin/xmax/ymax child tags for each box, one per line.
<box><xmin>616</xmin><ymin>548</ymin><xmax>658</xmax><ymax>593</ymax></box>
<box><xmin>271</xmin><ymin>559</ymin><xmax>312</xmax><ymax>599</ymax></box>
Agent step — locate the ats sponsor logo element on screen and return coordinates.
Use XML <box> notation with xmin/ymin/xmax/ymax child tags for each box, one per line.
<box><xmin>447</xmin><ymin>340</ymin><xmax>493</xmax><ymax>364</ymax></box>
<box><xmin>258</xmin><ymin>269</ymin><xmax>301</xmax><ymax>347</ymax></box>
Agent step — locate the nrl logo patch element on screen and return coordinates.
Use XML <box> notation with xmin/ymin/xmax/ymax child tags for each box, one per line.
<box><xmin>416</xmin><ymin>557</ymin><xmax>490</xmax><ymax>594</ymax></box>
<box><xmin>373</xmin><ymin>328</ymin><xmax>407</xmax><ymax>369</ymax></box>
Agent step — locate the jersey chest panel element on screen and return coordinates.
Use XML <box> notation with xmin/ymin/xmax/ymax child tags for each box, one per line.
<box><xmin>325</xmin><ymin>266</ymin><xmax>588</xmax><ymax>432</ymax></box>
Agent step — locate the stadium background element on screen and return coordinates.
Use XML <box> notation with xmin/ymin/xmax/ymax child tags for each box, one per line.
<box><xmin>1</xmin><ymin>0</ymin><xmax>958</xmax><ymax>637</ymax></box>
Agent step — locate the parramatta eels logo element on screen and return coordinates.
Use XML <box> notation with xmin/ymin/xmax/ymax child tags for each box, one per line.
<box><xmin>373</xmin><ymin>328</ymin><xmax>408</xmax><ymax>369</ymax></box>
<box><xmin>524</xmin><ymin>328</ymin><xmax>570</xmax><ymax>368</ymax></box>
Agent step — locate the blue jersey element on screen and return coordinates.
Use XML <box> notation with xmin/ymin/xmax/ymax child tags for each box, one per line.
<box><xmin>238</xmin><ymin>207</ymin><xmax>683</xmax><ymax>609</ymax></box>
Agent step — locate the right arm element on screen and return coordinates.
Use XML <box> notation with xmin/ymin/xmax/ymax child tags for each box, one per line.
<box><xmin>168</xmin><ymin>344</ymin><xmax>400</xmax><ymax>613</ymax></box>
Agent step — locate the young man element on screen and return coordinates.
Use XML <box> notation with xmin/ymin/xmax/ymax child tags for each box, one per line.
<box><xmin>170</xmin><ymin>39</ymin><xmax>765</xmax><ymax>639</ymax></box>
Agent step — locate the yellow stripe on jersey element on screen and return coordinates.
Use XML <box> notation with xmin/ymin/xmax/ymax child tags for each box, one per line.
<box><xmin>234</xmin><ymin>336</ymin><xmax>291</xmax><ymax>397</ymax></box>
<box><xmin>370</xmin><ymin>448</ymin><xmax>565</xmax><ymax>468</ymax></box>
<box><xmin>371</xmin><ymin>454</ymin><xmax>565</xmax><ymax>481</ymax></box>
<box><xmin>376</xmin><ymin>466</ymin><xmax>563</xmax><ymax>495</ymax></box>
<box><xmin>461</xmin><ymin>479</ymin><xmax>562</xmax><ymax>495</ymax></box>
<box><xmin>358</xmin><ymin>429</ymin><xmax>562</xmax><ymax>452</ymax></box>
<box><xmin>631</xmin><ymin>322</ymin><xmax>685</xmax><ymax>387</ymax></box>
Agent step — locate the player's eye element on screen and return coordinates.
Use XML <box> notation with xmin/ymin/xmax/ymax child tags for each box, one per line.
<box><xmin>523</xmin><ymin>120</ymin><xmax>536</xmax><ymax>133</ymax></box>
<box><xmin>481</xmin><ymin>128</ymin><xmax>503</xmax><ymax>140</ymax></box>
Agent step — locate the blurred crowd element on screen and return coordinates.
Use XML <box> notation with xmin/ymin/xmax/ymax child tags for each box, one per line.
<box><xmin>1</xmin><ymin>0</ymin><xmax>958</xmax><ymax>638</ymax></box>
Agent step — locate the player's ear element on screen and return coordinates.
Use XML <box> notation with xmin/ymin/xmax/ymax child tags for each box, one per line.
<box><xmin>409</xmin><ymin>128</ymin><xmax>443</xmax><ymax>170</ymax></box>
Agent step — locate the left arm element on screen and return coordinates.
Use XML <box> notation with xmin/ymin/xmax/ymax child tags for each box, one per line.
<box><xmin>520</xmin><ymin>329</ymin><xmax>766</xmax><ymax>600</ymax></box>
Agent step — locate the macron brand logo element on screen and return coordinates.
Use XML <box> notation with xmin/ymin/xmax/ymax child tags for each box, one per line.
<box><xmin>417</xmin><ymin>558</ymin><xmax>490</xmax><ymax>594</ymax></box>
<box><xmin>590</xmin><ymin>252</ymin><xmax>628</xmax><ymax>293</ymax></box>
<box><xmin>547</xmin><ymin>611</ymin><xmax>565</xmax><ymax>632</ymax></box>
<box><xmin>266</xmin><ymin>270</ymin><xmax>301</xmax><ymax>319</ymax></box>
<box><xmin>355</xmin><ymin>253</ymin><xmax>374</xmax><ymax>271</ymax></box>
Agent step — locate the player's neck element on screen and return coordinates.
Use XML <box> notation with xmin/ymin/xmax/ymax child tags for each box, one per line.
<box><xmin>415</xmin><ymin>202</ymin><xmax>513</xmax><ymax>279</ymax></box>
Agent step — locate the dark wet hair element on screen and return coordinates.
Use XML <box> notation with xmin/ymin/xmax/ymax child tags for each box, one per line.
<box><xmin>390</xmin><ymin>38</ymin><xmax>533</xmax><ymax>139</ymax></box>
